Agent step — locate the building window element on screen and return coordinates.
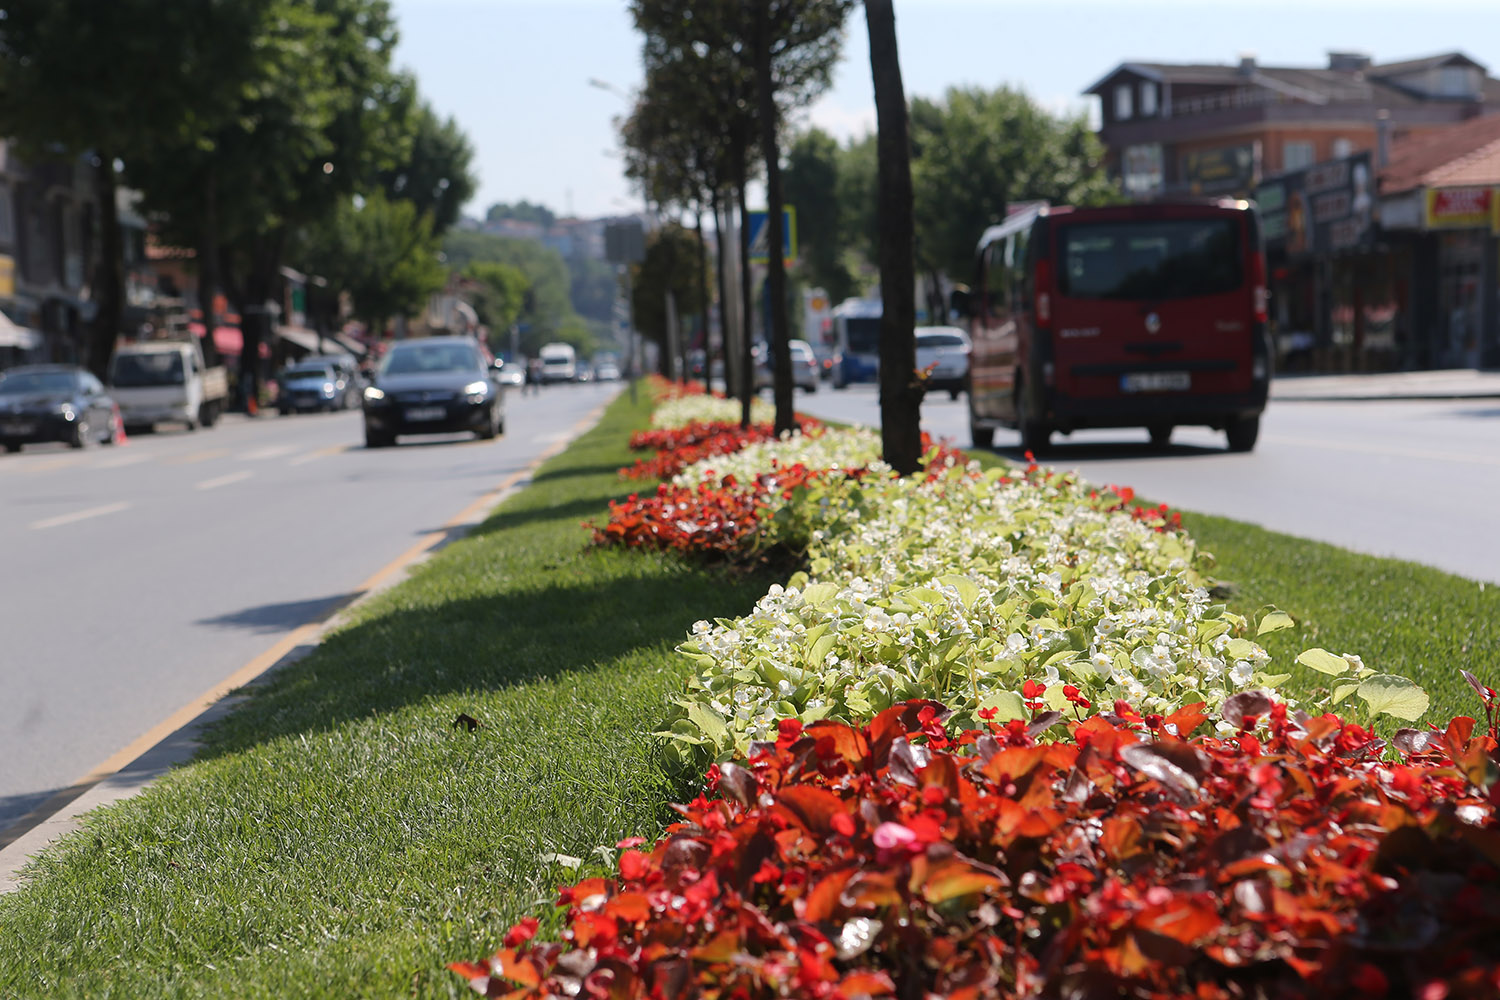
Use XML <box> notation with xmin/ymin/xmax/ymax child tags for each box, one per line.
<box><xmin>1114</xmin><ymin>84</ymin><xmax>1133</xmax><ymax>120</ymax></box>
<box><xmin>1140</xmin><ymin>83</ymin><xmax>1157</xmax><ymax>116</ymax></box>
<box><xmin>1122</xmin><ymin>143</ymin><xmax>1163</xmax><ymax>196</ymax></box>
<box><xmin>1283</xmin><ymin>141</ymin><xmax>1316</xmax><ymax>172</ymax></box>
<box><xmin>1438</xmin><ymin>65</ymin><xmax>1474</xmax><ymax>97</ymax></box>
<box><xmin>1332</xmin><ymin>138</ymin><xmax>1353</xmax><ymax>159</ymax></box>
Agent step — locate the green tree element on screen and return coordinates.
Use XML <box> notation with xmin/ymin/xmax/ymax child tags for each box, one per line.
<box><xmin>484</xmin><ymin>201</ymin><xmax>556</xmax><ymax>228</ymax></box>
<box><xmin>783</xmin><ymin>128</ymin><xmax>857</xmax><ymax>305</ymax></box>
<box><xmin>442</xmin><ymin>230</ymin><xmax>579</xmax><ymax>354</ymax></box>
<box><xmin>911</xmin><ymin>85</ymin><xmax>1116</xmax><ymax>289</ymax></box>
<box><xmin>750</xmin><ymin>0</ymin><xmax>855</xmax><ymax>434</ymax></box>
<box><xmin>0</xmin><ymin>0</ymin><xmax>274</xmax><ymax>377</ymax></box>
<box><xmin>463</xmin><ymin>260</ymin><xmax>530</xmax><ymax>337</ymax></box>
<box><xmin>299</xmin><ymin>191</ymin><xmax>446</xmax><ymax>338</ymax></box>
<box><xmin>379</xmin><ymin>101</ymin><xmax>476</xmax><ymax>236</ymax></box>
<box><xmin>631</xmin><ymin>224</ymin><xmax>705</xmax><ymax>373</ymax></box>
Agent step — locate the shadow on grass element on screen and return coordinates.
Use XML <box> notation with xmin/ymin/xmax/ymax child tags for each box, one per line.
<box><xmin>465</xmin><ymin>495</ymin><xmax>620</xmax><ymax>539</ymax></box>
<box><xmin>195</xmin><ymin>543</ymin><xmax>778</xmax><ymax>762</ymax></box>
<box><xmin>527</xmin><ymin>462</ymin><xmax>632</xmax><ymax>485</ymax></box>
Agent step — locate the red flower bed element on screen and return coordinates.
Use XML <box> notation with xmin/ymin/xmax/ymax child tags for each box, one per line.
<box><xmin>453</xmin><ymin>697</ymin><xmax>1500</xmax><ymax>999</ymax></box>
<box><xmin>623</xmin><ymin>420</ymin><xmax>821</xmax><ymax>481</ymax></box>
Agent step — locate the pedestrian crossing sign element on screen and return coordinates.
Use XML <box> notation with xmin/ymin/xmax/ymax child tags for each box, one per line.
<box><xmin>747</xmin><ymin>207</ymin><xmax>797</xmax><ymax>264</ymax></box>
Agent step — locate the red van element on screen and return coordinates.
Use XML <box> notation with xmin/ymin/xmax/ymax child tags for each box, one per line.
<box><xmin>960</xmin><ymin>200</ymin><xmax>1271</xmax><ymax>453</ymax></box>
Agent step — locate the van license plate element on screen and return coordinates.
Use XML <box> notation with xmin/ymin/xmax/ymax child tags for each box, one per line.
<box><xmin>404</xmin><ymin>406</ymin><xmax>445</xmax><ymax>421</ymax></box>
<box><xmin>1121</xmin><ymin>372</ymin><xmax>1190</xmax><ymax>393</ymax></box>
<box><xmin>2</xmin><ymin>421</ymin><xmax>34</xmax><ymax>435</ymax></box>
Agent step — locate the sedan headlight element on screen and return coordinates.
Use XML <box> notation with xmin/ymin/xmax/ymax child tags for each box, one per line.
<box><xmin>321</xmin><ymin>382</ymin><xmax>336</xmax><ymax>396</ymax></box>
<box><xmin>462</xmin><ymin>380</ymin><xmax>489</xmax><ymax>403</ymax></box>
<box><xmin>363</xmin><ymin>386</ymin><xmax>386</xmax><ymax>402</ymax></box>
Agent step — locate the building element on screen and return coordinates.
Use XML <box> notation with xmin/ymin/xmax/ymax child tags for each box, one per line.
<box><xmin>1086</xmin><ymin>51</ymin><xmax>1500</xmax><ymax>199</ymax></box>
<box><xmin>0</xmin><ymin>142</ymin><xmax>100</xmax><ymax>367</ymax></box>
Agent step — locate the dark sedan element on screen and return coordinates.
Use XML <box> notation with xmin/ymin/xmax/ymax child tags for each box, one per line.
<box><xmin>360</xmin><ymin>337</ymin><xmax>505</xmax><ymax>448</ymax></box>
<box><xmin>0</xmin><ymin>364</ymin><xmax>119</xmax><ymax>452</ymax></box>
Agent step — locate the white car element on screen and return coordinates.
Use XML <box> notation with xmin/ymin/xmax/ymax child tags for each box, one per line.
<box><xmin>754</xmin><ymin>339</ymin><xmax>819</xmax><ymax>393</ymax></box>
<box><xmin>915</xmin><ymin>326</ymin><xmax>971</xmax><ymax>399</ymax></box>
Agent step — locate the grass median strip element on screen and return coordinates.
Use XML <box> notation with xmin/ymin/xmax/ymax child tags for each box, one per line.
<box><xmin>1</xmin><ymin>391</ymin><xmax>1494</xmax><ymax>998</ymax></box>
<box><xmin>0</xmin><ymin>389</ymin><xmax>779</xmax><ymax>999</ymax></box>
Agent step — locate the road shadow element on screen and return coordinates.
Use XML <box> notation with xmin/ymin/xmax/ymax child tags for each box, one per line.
<box><xmin>988</xmin><ymin>439</ymin><xmax>1229</xmax><ymax>462</ymax></box>
<box><xmin>196</xmin><ymin>594</ymin><xmax>361</xmax><ymax>635</ymax></box>
<box><xmin>1444</xmin><ymin>406</ymin><xmax>1500</xmax><ymax>420</ymax></box>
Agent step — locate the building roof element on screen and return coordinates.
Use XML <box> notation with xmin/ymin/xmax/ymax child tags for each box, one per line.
<box><xmin>1086</xmin><ymin>51</ymin><xmax>1492</xmax><ymax>108</ymax></box>
<box><xmin>1380</xmin><ymin>113</ymin><xmax>1500</xmax><ymax>192</ymax></box>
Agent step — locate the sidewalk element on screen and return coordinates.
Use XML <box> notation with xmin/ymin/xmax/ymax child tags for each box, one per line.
<box><xmin>1270</xmin><ymin>368</ymin><xmax>1500</xmax><ymax>402</ymax></box>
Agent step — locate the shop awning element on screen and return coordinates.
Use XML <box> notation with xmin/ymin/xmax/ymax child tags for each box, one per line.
<box><xmin>0</xmin><ymin>310</ymin><xmax>41</xmax><ymax>351</ymax></box>
<box><xmin>277</xmin><ymin>324</ymin><xmax>322</xmax><ymax>353</ymax></box>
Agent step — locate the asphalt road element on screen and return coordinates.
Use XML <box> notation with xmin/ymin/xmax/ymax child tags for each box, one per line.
<box><xmin>792</xmin><ymin>382</ymin><xmax>1500</xmax><ymax>587</ymax></box>
<box><xmin>0</xmin><ymin>380</ymin><xmax>620</xmax><ymax>833</ymax></box>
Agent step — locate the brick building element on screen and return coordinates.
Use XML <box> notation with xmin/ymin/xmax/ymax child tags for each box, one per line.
<box><xmin>1085</xmin><ymin>51</ymin><xmax>1500</xmax><ymax>199</ymax></box>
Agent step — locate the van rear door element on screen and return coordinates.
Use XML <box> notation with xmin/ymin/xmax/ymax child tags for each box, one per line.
<box><xmin>1049</xmin><ymin>209</ymin><xmax>1254</xmax><ymax>402</ymax></box>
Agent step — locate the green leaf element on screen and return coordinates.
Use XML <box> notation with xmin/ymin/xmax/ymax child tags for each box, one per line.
<box><xmin>937</xmin><ymin>574</ymin><xmax>981</xmax><ymax>609</ymax></box>
<box><xmin>1225</xmin><ymin>638</ymin><xmax>1260</xmax><ymax>660</ymax></box>
<box><xmin>1331</xmin><ymin>679</ymin><xmax>1361</xmax><ymax>705</ymax></box>
<box><xmin>978</xmin><ymin>690</ymin><xmax>1027</xmax><ymax>722</ymax></box>
<box><xmin>801</xmin><ymin>582</ymin><xmax>841</xmax><ymax>607</ymax></box>
<box><xmin>1357</xmin><ymin>674</ymin><xmax>1430</xmax><ymax>722</ymax></box>
<box><xmin>1296</xmin><ymin>647</ymin><xmax>1351</xmax><ymax>676</ymax></box>
<box><xmin>1256</xmin><ymin>609</ymin><xmax>1295</xmax><ymax>636</ymax></box>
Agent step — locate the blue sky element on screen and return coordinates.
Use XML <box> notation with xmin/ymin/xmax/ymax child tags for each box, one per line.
<box><xmin>390</xmin><ymin>0</ymin><xmax>1500</xmax><ymax>220</ymax></box>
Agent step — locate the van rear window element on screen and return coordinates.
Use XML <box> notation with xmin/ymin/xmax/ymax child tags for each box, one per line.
<box><xmin>1059</xmin><ymin>218</ymin><xmax>1241</xmax><ymax>300</ymax></box>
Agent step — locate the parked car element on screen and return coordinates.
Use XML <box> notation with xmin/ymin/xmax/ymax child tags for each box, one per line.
<box><xmin>277</xmin><ymin>361</ymin><xmax>351</xmax><ymax>414</ymax></box>
<box><xmin>0</xmin><ymin>364</ymin><xmax>119</xmax><ymax>452</ymax></box>
<box><xmin>914</xmin><ymin>326</ymin><xmax>972</xmax><ymax>399</ymax></box>
<box><xmin>360</xmin><ymin>336</ymin><xmax>505</xmax><ymax>448</ymax></box>
<box><xmin>754</xmin><ymin>339</ymin><xmax>819</xmax><ymax>393</ymax></box>
<box><xmin>592</xmin><ymin>352</ymin><xmax>621</xmax><ymax>382</ymax></box>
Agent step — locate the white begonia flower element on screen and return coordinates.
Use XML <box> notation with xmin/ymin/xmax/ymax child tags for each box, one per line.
<box><xmin>1230</xmin><ymin>660</ymin><xmax>1255</xmax><ymax>686</ymax></box>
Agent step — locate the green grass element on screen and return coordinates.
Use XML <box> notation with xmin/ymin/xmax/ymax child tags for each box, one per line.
<box><xmin>2</xmin><ymin>396</ymin><xmax>1496</xmax><ymax>997</ymax></box>
<box><xmin>0</xmin><ymin>390</ymin><xmax>779</xmax><ymax>999</ymax></box>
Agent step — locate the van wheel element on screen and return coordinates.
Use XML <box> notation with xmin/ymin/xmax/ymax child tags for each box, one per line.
<box><xmin>1020</xmin><ymin>420</ymin><xmax>1051</xmax><ymax>455</ymax></box>
<box><xmin>1148</xmin><ymin>423</ymin><xmax>1174</xmax><ymax>448</ymax></box>
<box><xmin>1225</xmin><ymin>415</ymin><xmax>1260</xmax><ymax>452</ymax></box>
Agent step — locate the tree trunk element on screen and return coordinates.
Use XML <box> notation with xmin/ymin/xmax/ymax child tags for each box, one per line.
<box><xmin>736</xmin><ymin>157</ymin><xmax>754</xmax><ymax>428</ymax></box>
<box><xmin>755</xmin><ymin>3</ymin><xmax>795</xmax><ymax>437</ymax></box>
<box><xmin>197</xmin><ymin>168</ymin><xmax>222</xmax><ymax>367</ymax></box>
<box><xmin>710</xmin><ymin>187</ymin><xmax>733</xmax><ymax>399</ymax></box>
<box><xmin>87</xmin><ymin>153</ymin><xmax>124</xmax><ymax>381</ymax></box>
<box><xmin>867</xmin><ymin>0</ymin><xmax>923</xmax><ymax>475</ymax></box>
<box><xmin>694</xmin><ymin>202</ymin><xmax>713</xmax><ymax>392</ymax></box>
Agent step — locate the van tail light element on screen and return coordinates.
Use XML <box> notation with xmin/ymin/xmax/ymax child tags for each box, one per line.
<box><xmin>1034</xmin><ymin>258</ymin><xmax>1053</xmax><ymax>326</ymax></box>
<box><xmin>1250</xmin><ymin>249</ymin><xmax>1268</xmax><ymax>323</ymax></box>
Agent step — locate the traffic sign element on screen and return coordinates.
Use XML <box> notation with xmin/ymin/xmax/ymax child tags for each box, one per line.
<box><xmin>747</xmin><ymin>207</ymin><xmax>797</xmax><ymax>264</ymax></box>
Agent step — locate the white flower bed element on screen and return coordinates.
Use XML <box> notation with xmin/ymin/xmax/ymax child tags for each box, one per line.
<box><xmin>650</xmin><ymin>393</ymin><xmax>773</xmax><ymax>429</ymax></box>
<box><xmin>648</xmin><ymin>423</ymin><xmax>1426</xmax><ymax>759</ymax></box>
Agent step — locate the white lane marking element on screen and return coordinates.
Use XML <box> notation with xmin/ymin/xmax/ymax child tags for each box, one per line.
<box><xmin>196</xmin><ymin>470</ymin><xmax>253</xmax><ymax>491</ymax></box>
<box><xmin>30</xmin><ymin>502</ymin><xmax>131</xmax><ymax>530</ymax></box>
<box><xmin>96</xmin><ymin>453</ymin><xmax>151</xmax><ymax>469</ymax></box>
<box><xmin>241</xmin><ymin>444</ymin><xmax>299</xmax><ymax>461</ymax></box>
<box><xmin>1262</xmin><ymin>434</ymin><xmax>1500</xmax><ymax>468</ymax></box>
<box><xmin>288</xmin><ymin>444</ymin><xmax>351</xmax><ymax>465</ymax></box>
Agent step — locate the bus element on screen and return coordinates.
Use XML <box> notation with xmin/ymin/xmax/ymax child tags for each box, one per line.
<box><xmin>959</xmin><ymin>199</ymin><xmax>1271</xmax><ymax>453</ymax></box>
<box><xmin>829</xmin><ymin>297</ymin><xmax>882</xmax><ymax>389</ymax></box>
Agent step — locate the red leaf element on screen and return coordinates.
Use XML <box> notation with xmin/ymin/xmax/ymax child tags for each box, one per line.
<box><xmin>777</xmin><ymin>785</ymin><xmax>848</xmax><ymax>835</ymax></box>
<box><xmin>1135</xmin><ymin>893</ymin><xmax>1221</xmax><ymax>945</ymax></box>
<box><xmin>1163</xmin><ymin>701</ymin><xmax>1208</xmax><ymax>738</ymax></box>
<box><xmin>800</xmin><ymin>867</ymin><xmax>857</xmax><ymax>922</ymax></box>
<box><xmin>921</xmin><ymin>857</ymin><xmax>1005</xmax><ymax>904</ymax></box>
<box><xmin>805</xmin><ymin>719</ymin><xmax>870</xmax><ymax>764</ymax></box>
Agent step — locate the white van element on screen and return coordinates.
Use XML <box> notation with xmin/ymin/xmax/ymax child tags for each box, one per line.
<box><xmin>538</xmin><ymin>343</ymin><xmax>577</xmax><ymax>383</ymax></box>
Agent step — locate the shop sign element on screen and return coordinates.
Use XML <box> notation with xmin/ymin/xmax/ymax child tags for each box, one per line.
<box><xmin>1424</xmin><ymin>187</ymin><xmax>1496</xmax><ymax>231</ymax></box>
<box><xmin>1254</xmin><ymin>152</ymin><xmax>1374</xmax><ymax>256</ymax></box>
<box><xmin>1181</xmin><ymin>143</ymin><xmax>1260</xmax><ymax>195</ymax></box>
<box><xmin>0</xmin><ymin>255</ymin><xmax>13</xmax><ymax>299</ymax></box>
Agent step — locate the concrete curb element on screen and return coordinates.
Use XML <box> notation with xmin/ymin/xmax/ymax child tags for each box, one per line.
<box><xmin>0</xmin><ymin>396</ymin><xmax>615</xmax><ymax>893</ymax></box>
